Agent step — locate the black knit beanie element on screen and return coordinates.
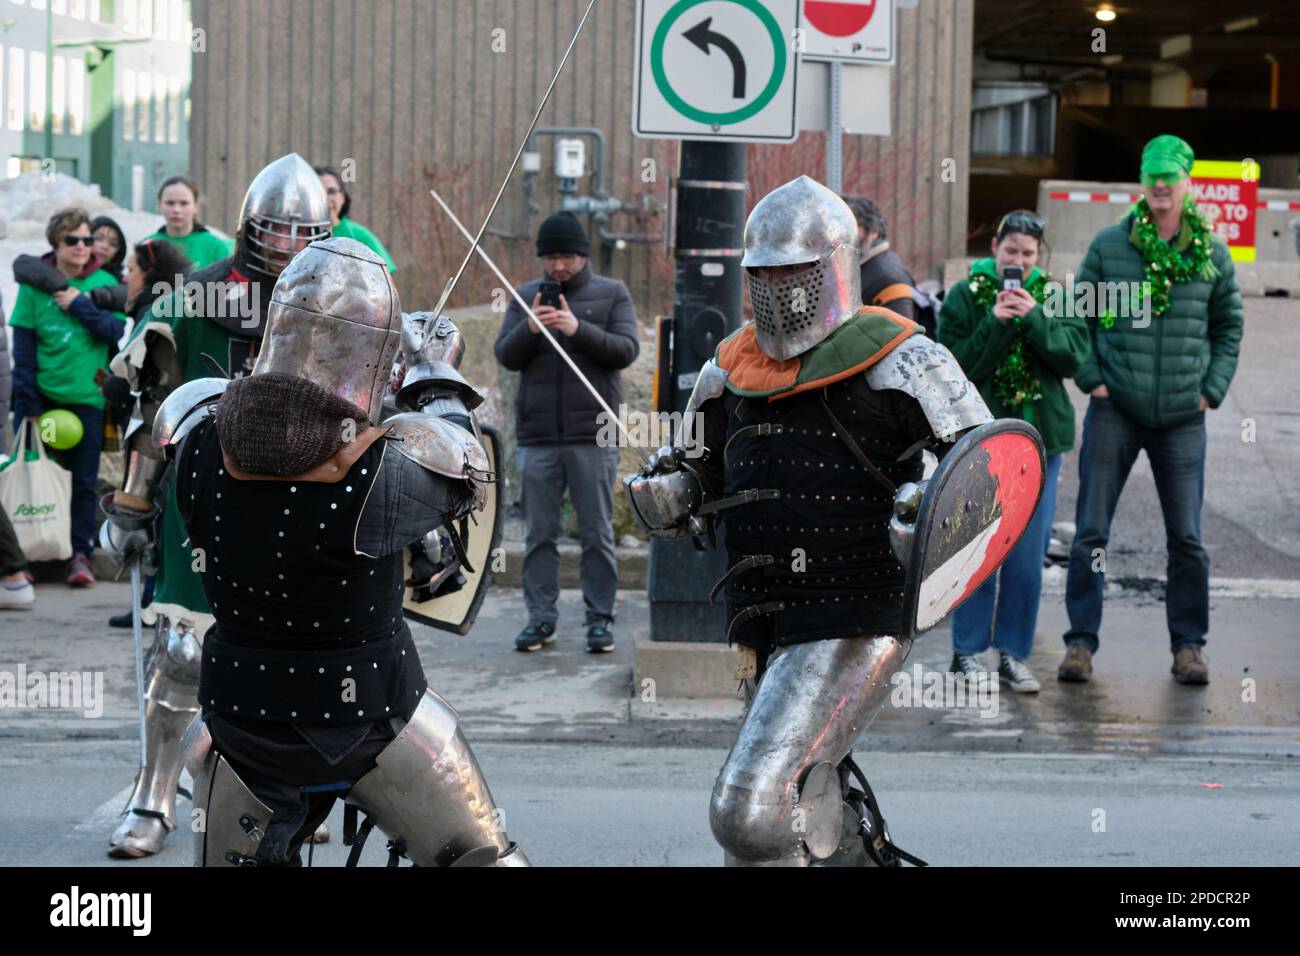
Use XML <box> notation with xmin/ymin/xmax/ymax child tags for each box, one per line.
<box><xmin>535</xmin><ymin>211</ymin><xmax>590</xmax><ymax>257</ymax></box>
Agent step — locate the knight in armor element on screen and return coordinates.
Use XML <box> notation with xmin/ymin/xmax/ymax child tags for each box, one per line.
<box><xmin>625</xmin><ymin>176</ymin><xmax>999</xmax><ymax>866</ymax></box>
<box><xmin>153</xmin><ymin>237</ymin><xmax>526</xmax><ymax>867</ymax></box>
<box><xmin>100</xmin><ymin>153</ymin><xmax>332</xmax><ymax>858</ymax></box>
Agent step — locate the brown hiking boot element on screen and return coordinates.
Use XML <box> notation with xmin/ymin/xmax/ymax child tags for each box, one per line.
<box><xmin>1172</xmin><ymin>646</ymin><xmax>1209</xmax><ymax>685</ymax></box>
<box><xmin>1057</xmin><ymin>643</ymin><xmax>1093</xmax><ymax>682</ymax></box>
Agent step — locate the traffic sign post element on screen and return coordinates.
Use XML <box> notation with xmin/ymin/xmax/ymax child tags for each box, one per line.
<box><xmin>633</xmin><ymin>0</ymin><xmax>802</xmax><ymax>142</ymax></box>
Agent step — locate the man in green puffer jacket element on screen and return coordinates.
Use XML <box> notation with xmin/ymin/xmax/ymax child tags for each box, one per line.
<box><xmin>1060</xmin><ymin>134</ymin><xmax>1243</xmax><ymax>687</ymax></box>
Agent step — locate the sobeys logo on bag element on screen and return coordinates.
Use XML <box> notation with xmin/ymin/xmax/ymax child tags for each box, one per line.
<box><xmin>14</xmin><ymin>503</ymin><xmax>57</xmax><ymax>516</ymax></box>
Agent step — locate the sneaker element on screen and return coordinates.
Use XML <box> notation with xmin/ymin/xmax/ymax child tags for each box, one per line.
<box><xmin>1172</xmin><ymin>646</ymin><xmax>1209</xmax><ymax>685</ymax></box>
<box><xmin>585</xmin><ymin>623</ymin><xmax>615</xmax><ymax>654</ymax></box>
<box><xmin>1057</xmin><ymin>643</ymin><xmax>1093</xmax><ymax>682</ymax></box>
<box><xmin>0</xmin><ymin>579</ymin><xmax>35</xmax><ymax>611</ymax></box>
<box><xmin>66</xmin><ymin>553</ymin><xmax>96</xmax><ymax>588</ymax></box>
<box><xmin>950</xmin><ymin>652</ymin><xmax>990</xmax><ymax>681</ymax></box>
<box><xmin>109</xmin><ymin>609</ymin><xmax>134</xmax><ymax>628</ymax></box>
<box><xmin>514</xmin><ymin>622</ymin><xmax>556</xmax><ymax>652</ymax></box>
<box><xmin>998</xmin><ymin>653</ymin><xmax>1041</xmax><ymax>693</ymax></box>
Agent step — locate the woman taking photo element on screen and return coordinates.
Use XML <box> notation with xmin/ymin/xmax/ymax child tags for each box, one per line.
<box><xmin>149</xmin><ymin>175</ymin><xmax>233</xmax><ymax>269</ymax></box>
<box><xmin>315</xmin><ymin>164</ymin><xmax>397</xmax><ymax>272</ymax></box>
<box><xmin>9</xmin><ymin>208</ymin><xmax>127</xmax><ymax>587</ymax></box>
<box><xmin>938</xmin><ymin>210</ymin><xmax>1089</xmax><ymax>692</ymax></box>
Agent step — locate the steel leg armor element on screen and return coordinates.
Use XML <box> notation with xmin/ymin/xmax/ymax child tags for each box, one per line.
<box><xmin>346</xmin><ymin>688</ymin><xmax>527</xmax><ymax>867</ymax></box>
<box><xmin>710</xmin><ymin>635</ymin><xmax>911</xmax><ymax>867</ymax></box>
<box><xmin>107</xmin><ymin>617</ymin><xmax>202</xmax><ymax>858</ymax></box>
<box><xmin>187</xmin><ymin>688</ymin><xmax>527</xmax><ymax>867</ymax></box>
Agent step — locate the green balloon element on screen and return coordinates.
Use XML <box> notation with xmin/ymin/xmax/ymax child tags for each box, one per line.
<box><xmin>39</xmin><ymin>409</ymin><xmax>84</xmax><ymax>450</ymax></box>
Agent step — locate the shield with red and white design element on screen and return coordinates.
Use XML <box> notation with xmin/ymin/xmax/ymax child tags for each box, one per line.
<box><xmin>901</xmin><ymin>420</ymin><xmax>1046</xmax><ymax>640</ymax></box>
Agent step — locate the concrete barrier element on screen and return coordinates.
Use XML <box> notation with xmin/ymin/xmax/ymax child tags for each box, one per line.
<box><xmin>944</xmin><ymin>181</ymin><xmax>1300</xmax><ymax>295</ymax></box>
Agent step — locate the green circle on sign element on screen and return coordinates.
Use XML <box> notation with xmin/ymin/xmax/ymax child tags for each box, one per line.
<box><xmin>651</xmin><ymin>0</ymin><xmax>787</xmax><ymax>126</ymax></box>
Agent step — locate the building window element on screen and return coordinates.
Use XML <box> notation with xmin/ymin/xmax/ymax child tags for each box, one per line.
<box><xmin>68</xmin><ymin>56</ymin><xmax>84</xmax><ymax>134</ymax></box>
<box><xmin>122</xmin><ymin>68</ymin><xmax>134</xmax><ymax>139</ymax></box>
<box><xmin>53</xmin><ymin>0</ymin><xmax>67</xmax><ymax>15</ymax></box>
<box><xmin>8</xmin><ymin>49</ymin><xmax>22</xmax><ymax>131</ymax></box>
<box><xmin>167</xmin><ymin>75</ymin><xmax>179</xmax><ymax>142</ymax></box>
<box><xmin>71</xmin><ymin>0</ymin><xmax>86</xmax><ymax>17</ymax></box>
<box><xmin>32</xmin><ymin>0</ymin><xmax>47</xmax><ymax>10</ymax></box>
<box><xmin>123</xmin><ymin>0</ymin><xmax>136</xmax><ymax>33</ymax></box>
<box><xmin>51</xmin><ymin>54</ymin><xmax>64</xmax><ymax>133</ymax></box>
<box><xmin>153</xmin><ymin>0</ymin><xmax>165</xmax><ymax>38</ymax></box>
<box><xmin>136</xmin><ymin>70</ymin><xmax>150</xmax><ymax>141</ymax></box>
<box><xmin>169</xmin><ymin>0</ymin><xmax>182</xmax><ymax>42</ymax></box>
<box><xmin>153</xmin><ymin>71</ymin><xmax>164</xmax><ymax>142</ymax></box>
<box><xmin>138</xmin><ymin>0</ymin><xmax>151</xmax><ymax>36</ymax></box>
<box><xmin>28</xmin><ymin>51</ymin><xmax>44</xmax><ymax>132</ymax></box>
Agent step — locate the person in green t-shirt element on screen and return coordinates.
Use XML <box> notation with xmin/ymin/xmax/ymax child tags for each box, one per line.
<box><xmin>8</xmin><ymin>208</ymin><xmax>127</xmax><ymax>586</ymax></box>
<box><xmin>149</xmin><ymin>174</ymin><xmax>234</xmax><ymax>269</ymax></box>
<box><xmin>315</xmin><ymin>164</ymin><xmax>397</xmax><ymax>272</ymax></box>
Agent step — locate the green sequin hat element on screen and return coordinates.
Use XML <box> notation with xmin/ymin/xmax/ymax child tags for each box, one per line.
<box><xmin>1140</xmin><ymin>134</ymin><xmax>1195</xmax><ymax>180</ymax></box>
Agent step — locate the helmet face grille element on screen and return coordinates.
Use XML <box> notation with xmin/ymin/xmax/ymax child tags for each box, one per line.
<box><xmin>749</xmin><ymin>262</ymin><xmax>825</xmax><ymax>338</ymax></box>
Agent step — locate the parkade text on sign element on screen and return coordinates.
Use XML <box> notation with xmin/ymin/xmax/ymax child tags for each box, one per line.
<box><xmin>1190</xmin><ymin>159</ymin><xmax>1260</xmax><ymax>262</ymax></box>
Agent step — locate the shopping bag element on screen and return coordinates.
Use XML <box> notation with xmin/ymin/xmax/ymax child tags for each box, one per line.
<box><xmin>0</xmin><ymin>420</ymin><xmax>73</xmax><ymax>562</ymax></box>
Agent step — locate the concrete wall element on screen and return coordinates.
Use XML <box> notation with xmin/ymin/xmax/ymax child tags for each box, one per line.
<box><xmin>188</xmin><ymin>0</ymin><xmax>975</xmax><ymax>313</ymax></box>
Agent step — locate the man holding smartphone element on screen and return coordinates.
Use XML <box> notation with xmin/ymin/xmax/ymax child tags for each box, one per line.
<box><xmin>1062</xmin><ymin>134</ymin><xmax>1243</xmax><ymax>685</ymax></box>
<box><xmin>493</xmin><ymin>211</ymin><xmax>640</xmax><ymax>654</ymax></box>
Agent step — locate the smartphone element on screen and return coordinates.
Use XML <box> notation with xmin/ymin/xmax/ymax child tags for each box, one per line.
<box><xmin>1001</xmin><ymin>266</ymin><xmax>1024</xmax><ymax>292</ymax></box>
<box><xmin>538</xmin><ymin>280</ymin><xmax>562</xmax><ymax>309</ymax></box>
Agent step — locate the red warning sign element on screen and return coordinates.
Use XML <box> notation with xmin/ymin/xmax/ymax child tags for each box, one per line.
<box><xmin>804</xmin><ymin>1</ymin><xmax>877</xmax><ymax>36</ymax></box>
<box><xmin>801</xmin><ymin>0</ymin><xmax>894</xmax><ymax>63</ymax></box>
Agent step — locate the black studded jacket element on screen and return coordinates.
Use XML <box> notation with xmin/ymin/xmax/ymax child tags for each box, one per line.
<box><xmin>695</xmin><ymin>373</ymin><xmax>936</xmax><ymax>651</ymax></box>
<box><xmin>178</xmin><ymin>417</ymin><xmax>465</xmax><ymax>729</ymax></box>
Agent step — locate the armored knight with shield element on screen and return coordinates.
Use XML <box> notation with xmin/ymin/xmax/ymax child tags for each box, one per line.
<box><xmin>626</xmin><ymin>176</ymin><xmax>1045</xmax><ymax>866</ymax></box>
<box><xmin>137</xmin><ymin>236</ymin><xmax>524</xmax><ymax>867</ymax></box>
<box><xmin>100</xmin><ymin>153</ymin><xmax>333</xmax><ymax>857</ymax></box>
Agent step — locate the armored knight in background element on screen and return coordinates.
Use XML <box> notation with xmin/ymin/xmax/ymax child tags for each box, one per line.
<box><xmin>152</xmin><ymin>237</ymin><xmax>525</xmax><ymax>867</ymax></box>
<box><xmin>100</xmin><ymin>153</ymin><xmax>332</xmax><ymax>858</ymax></box>
<box><xmin>626</xmin><ymin>176</ymin><xmax>999</xmax><ymax>866</ymax></box>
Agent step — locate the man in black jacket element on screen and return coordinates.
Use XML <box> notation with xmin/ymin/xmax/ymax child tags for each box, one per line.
<box><xmin>841</xmin><ymin>195</ymin><xmax>935</xmax><ymax>337</ymax></box>
<box><xmin>493</xmin><ymin>211</ymin><xmax>639</xmax><ymax>654</ymax></box>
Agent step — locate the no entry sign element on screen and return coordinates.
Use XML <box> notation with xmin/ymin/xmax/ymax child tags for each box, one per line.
<box><xmin>801</xmin><ymin>0</ymin><xmax>895</xmax><ymax>64</ymax></box>
<box><xmin>1190</xmin><ymin>159</ymin><xmax>1260</xmax><ymax>263</ymax></box>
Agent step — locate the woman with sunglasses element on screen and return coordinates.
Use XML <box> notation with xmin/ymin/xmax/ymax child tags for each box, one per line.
<box><xmin>315</xmin><ymin>164</ymin><xmax>398</xmax><ymax>273</ymax></box>
<box><xmin>8</xmin><ymin>208</ymin><xmax>127</xmax><ymax>587</ymax></box>
<box><xmin>938</xmin><ymin>210</ymin><xmax>1089</xmax><ymax>692</ymax></box>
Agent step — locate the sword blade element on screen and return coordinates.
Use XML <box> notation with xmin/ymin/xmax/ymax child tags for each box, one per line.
<box><xmin>430</xmin><ymin>188</ymin><xmax>651</xmax><ymax>466</ymax></box>
<box><xmin>431</xmin><ymin>0</ymin><xmax>598</xmax><ymax>319</ymax></box>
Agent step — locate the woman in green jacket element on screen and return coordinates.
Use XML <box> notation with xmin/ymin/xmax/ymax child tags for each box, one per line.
<box><xmin>149</xmin><ymin>175</ymin><xmax>234</xmax><ymax>269</ymax></box>
<box><xmin>938</xmin><ymin>210</ymin><xmax>1089</xmax><ymax>692</ymax></box>
<box><xmin>315</xmin><ymin>164</ymin><xmax>397</xmax><ymax>273</ymax></box>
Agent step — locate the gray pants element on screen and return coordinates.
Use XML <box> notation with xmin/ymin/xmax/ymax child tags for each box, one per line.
<box><xmin>517</xmin><ymin>443</ymin><xmax>620</xmax><ymax>628</ymax></box>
